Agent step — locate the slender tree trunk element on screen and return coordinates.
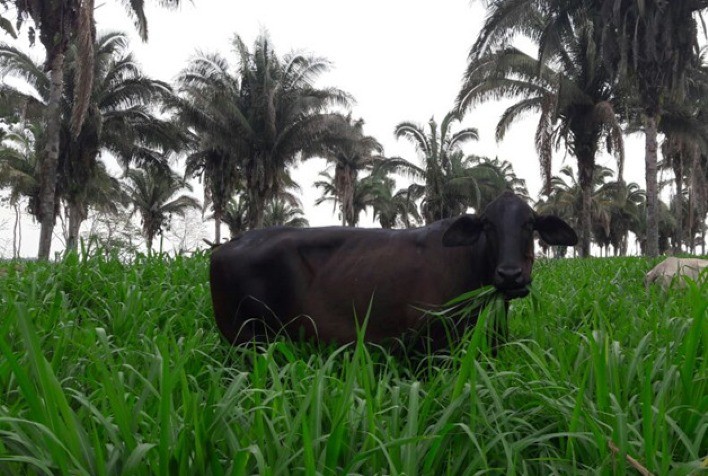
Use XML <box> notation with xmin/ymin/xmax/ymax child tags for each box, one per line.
<box><xmin>250</xmin><ymin>199</ymin><xmax>265</xmax><ymax>229</ymax></box>
<box><xmin>342</xmin><ymin>189</ymin><xmax>348</xmax><ymax>226</ymax></box>
<box><xmin>13</xmin><ymin>202</ymin><xmax>20</xmax><ymax>259</ymax></box>
<box><xmin>673</xmin><ymin>153</ymin><xmax>683</xmax><ymax>254</ymax></box>
<box><xmin>343</xmin><ymin>168</ymin><xmax>354</xmax><ymax>227</ymax></box>
<box><xmin>66</xmin><ymin>202</ymin><xmax>84</xmax><ymax>253</ymax></box>
<box><xmin>146</xmin><ymin>234</ymin><xmax>153</xmax><ymax>254</ymax></box>
<box><xmin>578</xmin><ymin>161</ymin><xmax>594</xmax><ymax>258</ymax></box>
<box><xmin>424</xmin><ymin>160</ymin><xmax>440</xmax><ymax>225</ymax></box>
<box><xmin>253</xmin><ymin>202</ymin><xmax>265</xmax><ymax>229</ymax></box>
<box><xmin>687</xmin><ymin>189</ymin><xmax>694</xmax><ymax>254</ymax></box>
<box><xmin>214</xmin><ymin>213</ymin><xmax>222</xmax><ymax>244</ymax></box>
<box><xmin>689</xmin><ymin>150</ymin><xmax>701</xmax><ymax>254</ymax></box>
<box><xmin>38</xmin><ymin>51</ymin><xmax>66</xmax><ymax>260</ymax></box>
<box><xmin>644</xmin><ymin>114</ymin><xmax>660</xmax><ymax>257</ymax></box>
<box><xmin>246</xmin><ymin>182</ymin><xmax>266</xmax><ymax>229</ymax></box>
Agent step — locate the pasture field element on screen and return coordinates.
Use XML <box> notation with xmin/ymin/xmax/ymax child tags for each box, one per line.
<box><xmin>0</xmin><ymin>252</ymin><xmax>706</xmax><ymax>475</ymax></box>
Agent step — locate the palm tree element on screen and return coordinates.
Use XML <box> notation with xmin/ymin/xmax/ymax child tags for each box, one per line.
<box><xmin>8</xmin><ymin>0</ymin><xmax>78</xmax><ymax>260</ymax></box>
<box><xmin>62</xmin><ymin>161</ymin><xmax>126</xmax><ymax>252</ymax></box>
<box><xmin>176</xmin><ymin>53</ymin><xmax>244</xmax><ymax>243</ymax></box>
<box><xmin>0</xmin><ymin>126</ymin><xmax>41</xmax><ymax>257</ymax></box>
<box><xmin>221</xmin><ymin>195</ymin><xmax>249</xmax><ymax>239</ymax></box>
<box><xmin>460</xmin><ymin>5</ymin><xmax>623</xmax><ymax>257</ymax></box>
<box><xmin>633</xmin><ymin>199</ymin><xmax>677</xmax><ymax>256</ymax></box>
<box><xmin>123</xmin><ymin>164</ymin><xmax>201</xmax><ymax>252</ymax></box>
<box><xmin>263</xmin><ymin>199</ymin><xmax>309</xmax><ymax>228</ymax></box>
<box><xmin>598</xmin><ymin>0</ymin><xmax>707</xmax><ymax>256</ymax></box>
<box><xmin>536</xmin><ymin>165</ymin><xmax>616</xmax><ymax>256</ymax></box>
<box><xmin>655</xmin><ymin>57</ymin><xmax>708</xmax><ymax>253</ymax></box>
<box><xmin>603</xmin><ymin>180</ymin><xmax>645</xmax><ymax>256</ymax></box>
<box><xmin>8</xmin><ymin>0</ymin><xmax>182</xmax><ymax>259</ymax></box>
<box><xmin>690</xmin><ymin>152</ymin><xmax>708</xmax><ymax>253</ymax></box>
<box><xmin>218</xmin><ymin>184</ymin><xmax>307</xmax><ymax>237</ymax></box>
<box><xmin>315</xmin><ymin>115</ymin><xmax>384</xmax><ymax>226</ymax></box>
<box><xmin>475</xmin><ymin>0</ymin><xmax>707</xmax><ymax>256</ymax></box>
<box><xmin>394</xmin><ymin>111</ymin><xmax>479</xmax><ymax>223</ymax></box>
<box><xmin>1</xmin><ymin>34</ymin><xmax>182</xmax><ymax>253</ymax></box>
<box><xmin>60</xmin><ymin>32</ymin><xmax>182</xmax><ymax>251</ymax></box>
<box><xmin>0</xmin><ymin>44</ymin><xmax>48</xmax><ymax>123</ymax></box>
<box><xmin>185</xmin><ymin>148</ymin><xmax>240</xmax><ymax>244</ymax></box>
<box><xmin>176</xmin><ymin>32</ymin><xmax>352</xmax><ymax>230</ymax></box>
<box><xmin>368</xmin><ymin>177</ymin><xmax>423</xmax><ymax>229</ymax></box>
<box><xmin>464</xmin><ymin>155</ymin><xmax>529</xmax><ymax>211</ymax></box>
<box><xmin>660</xmin><ymin>133</ymin><xmax>700</xmax><ymax>252</ymax></box>
<box><xmin>315</xmin><ymin>170</ymin><xmax>385</xmax><ymax>227</ymax></box>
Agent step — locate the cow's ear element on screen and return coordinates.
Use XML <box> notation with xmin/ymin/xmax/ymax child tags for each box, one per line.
<box><xmin>534</xmin><ymin>215</ymin><xmax>578</xmax><ymax>246</ymax></box>
<box><xmin>442</xmin><ymin>215</ymin><xmax>483</xmax><ymax>247</ymax></box>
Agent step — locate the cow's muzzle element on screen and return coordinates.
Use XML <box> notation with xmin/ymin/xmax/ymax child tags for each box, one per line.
<box><xmin>494</xmin><ymin>266</ymin><xmax>531</xmax><ymax>299</ymax></box>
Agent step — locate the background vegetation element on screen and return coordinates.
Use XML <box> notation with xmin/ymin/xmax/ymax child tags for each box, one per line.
<box><xmin>0</xmin><ymin>1</ymin><xmax>707</xmax><ymax>259</ymax></box>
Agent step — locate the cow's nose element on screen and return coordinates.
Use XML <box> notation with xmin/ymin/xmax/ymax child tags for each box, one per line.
<box><xmin>496</xmin><ymin>266</ymin><xmax>523</xmax><ymax>284</ymax></box>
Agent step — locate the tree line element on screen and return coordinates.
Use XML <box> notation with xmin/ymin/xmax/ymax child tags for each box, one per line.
<box><xmin>0</xmin><ymin>1</ymin><xmax>707</xmax><ymax>259</ymax></box>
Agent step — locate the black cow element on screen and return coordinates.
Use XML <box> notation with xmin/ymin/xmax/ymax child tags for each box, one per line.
<box><xmin>209</xmin><ymin>192</ymin><xmax>577</xmax><ymax>348</ymax></box>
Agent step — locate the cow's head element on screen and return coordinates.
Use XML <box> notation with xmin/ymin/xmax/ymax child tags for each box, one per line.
<box><xmin>442</xmin><ymin>192</ymin><xmax>577</xmax><ymax>298</ymax></box>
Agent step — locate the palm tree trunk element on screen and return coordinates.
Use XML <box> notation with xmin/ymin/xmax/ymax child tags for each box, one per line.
<box><xmin>66</xmin><ymin>202</ymin><xmax>84</xmax><ymax>253</ymax></box>
<box><xmin>345</xmin><ymin>194</ymin><xmax>354</xmax><ymax>226</ymax></box>
<box><xmin>13</xmin><ymin>202</ymin><xmax>20</xmax><ymax>259</ymax></box>
<box><xmin>246</xmin><ymin>187</ymin><xmax>264</xmax><ymax>229</ymax></box>
<box><xmin>254</xmin><ymin>202</ymin><xmax>265</xmax><ymax>229</ymax></box>
<box><xmin>673</xmin><ymin>155</ymin><xmax>683</xmax><ymax>254</ymax></box>
<box><xmin>578</xmin><ymin>160</ymin><xmax>594</xmax><ymax>258</ymax></box>
<box><xmin>341</xmin><ymin>179</ymin><xmax>349</xmax><ymax>226</ymax></box>
<box><xmin>146</xmin><ymin>234</ymin><xmax>153</xmax><ymax>254</ymax></box>
<box><xmin>424</xmin><ymin>162</ymin><xmax>440</xmax><ymax>225</ymax></box>
<box><xmin>214</xmin><ymin>214</ymin><xmax>222</xmax><ymax>244</ymax></box>
<box><xmin>343</xmin><ymin>167</ymin><xmax>355</xmax><ymax>227</ymax></box>
<box><xmin>37</xmin><ymin>51</ymin><xmax>66</xmax><ymax>260</ymax></box>
<box><xmin>687</xmin><ymin>189</ymin><xmax>693</xmax><ymax>254</ymax></box>
<box><xmin>644</xmin><ymin>114</ymin><xmax>660</xmax><ymax>257</ymax></box>
<box><xmin>581</xmin><ymin>185</ymin><xmax>592</xmax><ymax>257</ymax></box>
<box><xmin>689</xmin><ymin>151</ymin><xmax>701</xmax><ymax>254</ymax></box>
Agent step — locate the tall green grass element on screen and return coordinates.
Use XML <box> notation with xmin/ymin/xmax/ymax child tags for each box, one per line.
<box><xmin>0</xmin><ymin>252</ymin><xmax>705</xmax><ymax>474</ymax></box>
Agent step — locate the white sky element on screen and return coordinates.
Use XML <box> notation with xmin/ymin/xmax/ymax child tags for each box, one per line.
<box><xmin>0</xmin><ymin>0</ymin><xmax>652</xmax><ymax>257</ymax></box>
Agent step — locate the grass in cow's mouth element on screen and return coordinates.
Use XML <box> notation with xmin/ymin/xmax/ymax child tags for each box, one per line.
<box><xmin>423</xmin><ymin>285</ymin><xmax>508</xmax><ymax>352</ymax></box>
<box><xmin>0</xmin><ymin>253</ymin><xmax>705</xmax><ymax>474</ymax></box>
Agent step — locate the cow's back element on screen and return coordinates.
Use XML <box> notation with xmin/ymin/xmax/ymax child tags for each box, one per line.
<box><xmin>210</xmin><ymin>224</ymin><xmax>484</xmax><ymax>345</ymax></box>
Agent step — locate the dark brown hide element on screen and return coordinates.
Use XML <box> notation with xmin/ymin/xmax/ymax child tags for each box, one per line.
<box><xmin>210</xmin><ymin>192</ymin><xmax>577</xmax><ymax>347</ymax></box>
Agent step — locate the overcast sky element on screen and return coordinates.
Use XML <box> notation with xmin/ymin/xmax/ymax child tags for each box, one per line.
<box><xmin>1</xmin><ymin>0</ymin><xmax>651</xmax><ymax>256</ymax></box>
